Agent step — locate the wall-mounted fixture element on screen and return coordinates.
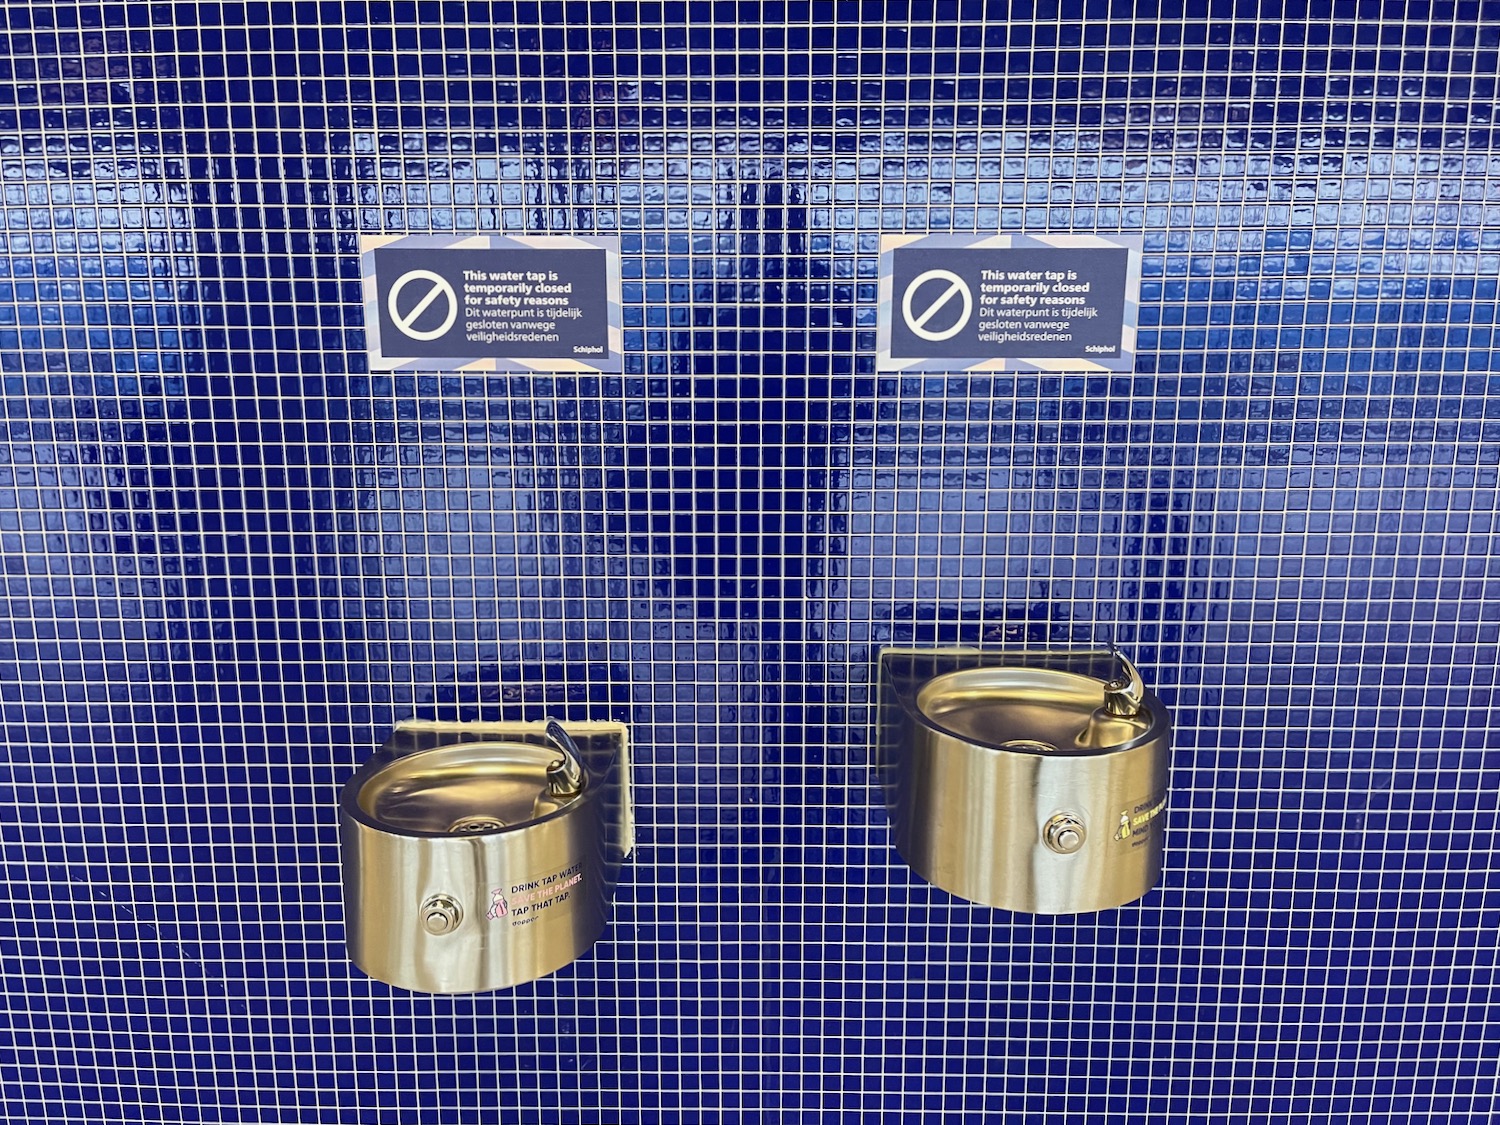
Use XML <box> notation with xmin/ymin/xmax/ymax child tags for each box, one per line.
<box><xmin>340</xmin><ymin>718</ymin><xmax>632</xmax><ymax>993</ymax></box>
<box><xmin>880</xmin><ymin>649</ymin><xmax>1170</xmax><ymax>915</ymax></box>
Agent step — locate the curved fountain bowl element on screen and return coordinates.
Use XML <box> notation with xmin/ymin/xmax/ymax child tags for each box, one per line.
<box><xmin>356</xmin><ymin>740</ymin><xmax>581</xmax><ymax>835</ymax></box>
<box><xmin>340</xmin><ymin>720</ymin><xmax>631</xmax><ymax>994</ymax></box>
<box><xmin>881</xmin><ymin>650</ymin><xmax>1171</xmax><ymax>915</ymax></box>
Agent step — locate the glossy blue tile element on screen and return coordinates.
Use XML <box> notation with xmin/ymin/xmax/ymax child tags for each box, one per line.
<box><xmin>0</xmin><ymin>2</ymin><xmax>1498</xmax><ymax>1123</ymax></box>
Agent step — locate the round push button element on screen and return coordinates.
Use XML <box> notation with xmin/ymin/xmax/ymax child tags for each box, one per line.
<box><xmin>421</xmin><ymin>895</ymin><xmax>463</xmax><ymax>935</ymax></box>
<box><xmin>1043</xmin><ymin>813</ymin><xmax>1087</xmax><ymax>854</ymax></box>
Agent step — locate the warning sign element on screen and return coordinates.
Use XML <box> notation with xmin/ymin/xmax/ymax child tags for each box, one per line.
<box><xmin>385</xmin><ymin>269</ymin><xmax>458</xmax><ymax>341</ymax></box>
<box><xmin>361</xmin><ymin>234</ymin><xmax>623</xmax><ymax>373</ymax></box>
<box><xmin>877</xmin><ymin>234</ymin><xmax>1142</xmax><ymax>373</ymax></box>
<box><xmin>902</xmin><ymin>269</ymin><xmax>973</xmax><ymax>342</ymax></box>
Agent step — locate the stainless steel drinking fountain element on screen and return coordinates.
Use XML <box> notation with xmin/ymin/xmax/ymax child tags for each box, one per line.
<box><xmin>340</xmin><ymin>718</ymin><xmax>632</xmax><ymax>993</ymax></box>
<box><xmin>880</xmin><ymin>649</ymin><xmax>1171</xmax><ymax>914</ymax></box>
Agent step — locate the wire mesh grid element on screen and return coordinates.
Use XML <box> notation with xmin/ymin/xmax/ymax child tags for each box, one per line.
<box><xmin>0</xmin><ymin>2</ymin><xmax>1497</xmax><ymax>1122</ymax></box>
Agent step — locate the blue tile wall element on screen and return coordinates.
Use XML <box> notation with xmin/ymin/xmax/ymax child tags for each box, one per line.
<box><xmin>1</xmin><ymin>2</ymin><xmax>1498</xmax><ymax>1122</ymax></box>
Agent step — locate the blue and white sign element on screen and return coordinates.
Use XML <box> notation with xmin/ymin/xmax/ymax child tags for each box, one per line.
<box><xmin>361</xmin><ymin>234</ymin><xmax>624</xmax><ymax>373</ymax></box>
<box><xmin>877</xmin><ymin>234</ymin><xmax>1143</xmax><ymax>373</ymax></box>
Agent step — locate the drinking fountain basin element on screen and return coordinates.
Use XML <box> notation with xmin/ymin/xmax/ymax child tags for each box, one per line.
<box><xmin>880</xmin><ymin>649</ymin><xmax>1171</xmax><ymax>914</ymax></box>
<box><xmin>340</xmin><ymin>718</ymin><xmax>632</xmax><ymax>993</ymax></box>
<box><xmin>356</xmin><ymin>739</ymin><xmax>586</xmax><ymax>836</ymax></box>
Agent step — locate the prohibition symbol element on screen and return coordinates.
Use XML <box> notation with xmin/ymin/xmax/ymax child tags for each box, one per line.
<box><xmin>901</xmin><ymin>268</ymin><xmax>973</xmax><ymax>342</ymax></box>
<box><xmin>387</xmin><ymin>269</ymin><xmax>458</xmax><ymax>341</ymax></box>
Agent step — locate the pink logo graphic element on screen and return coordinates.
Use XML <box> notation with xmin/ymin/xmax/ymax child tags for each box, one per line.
<box><xmin>486</xmin><ymin>889</ymin><xmax>509</xmax><ymax>920</ymax></box>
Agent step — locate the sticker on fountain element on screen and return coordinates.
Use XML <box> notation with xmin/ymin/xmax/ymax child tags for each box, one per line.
<box><xmin>501</xmin><ymin>861</ymin><xmax>586</xmax><ymax>928</ymax></box>
<box><xmin>1113</xmin><ymin>793</ymin><xmax>1169</xmax><ymax>846</ymax></box>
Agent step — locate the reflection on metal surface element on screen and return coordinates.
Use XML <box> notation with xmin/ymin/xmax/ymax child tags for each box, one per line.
<box><xmin>340</xmin><ymin>719</ymin><xmax>632</xmax><ymax>994</ymax></box>
<box><xmin>1043</xmin><ymin>813</ymin><xmax>1088</xmax><ymax>855</ymax></box>
<box><xmin>543</xmin><ymin>719</ymin><xmax>585</xmax><ymax>799</ymax></box>
<box><xmin>1102</xmin><ymin>653</ymin><xmax>1146</xmax><ymax>718</ymax></box>
<box><xmin>355</xmin><ymin>739</ymin><xmax>582</xmax><ymax>835</ymax></box>
<box><xmin>880</xmin><ymin>648</ymin><xmax>1171</xmax><ymax>915</ymax></box>
<box><xmin>420</xmin><ymin>894</ymin><xmax>463</xmax><ymax>935</ymax></box>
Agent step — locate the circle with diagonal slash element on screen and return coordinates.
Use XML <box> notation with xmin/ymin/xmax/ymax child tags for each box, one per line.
<box><xmin>387</xmin><ymin>269</ymin><xmax>458</xmax><ymax>341</ymax></box>
<box><xmin>901</xmin><ymin>268</ymin><xmax>973</xmax><ymax>342</ymax></box>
